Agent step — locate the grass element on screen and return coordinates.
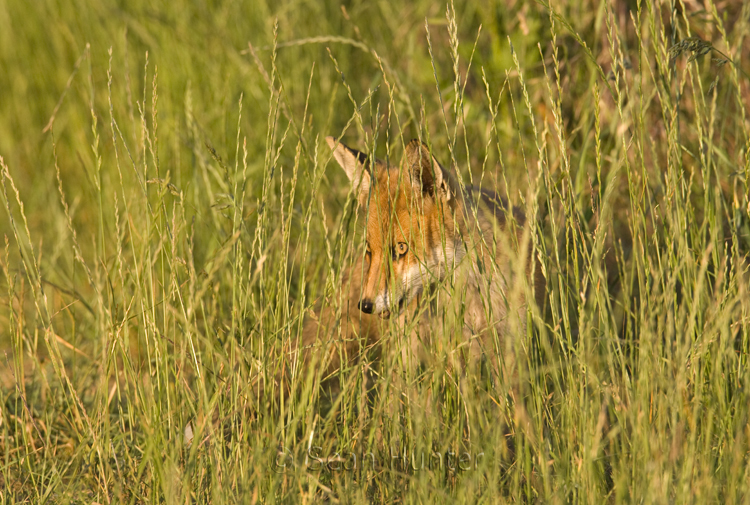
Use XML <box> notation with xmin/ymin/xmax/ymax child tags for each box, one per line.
<box><xmin>1</xmin><ymin>0</ymin><xmax>749</xmax><ymax>502</ymax></box>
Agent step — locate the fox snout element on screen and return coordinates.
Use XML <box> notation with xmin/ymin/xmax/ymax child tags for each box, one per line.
<box><xmin>358</xmin><ymin>293</ymin><xmax>406</xmax><ymax>319</ymax></box>
<box><xmin>358</xmin><ymin>297</ymin><xmax>392</xmax><ymax>319</ymax></box>
<box><xmin>358</xmin><ymin>299</ymin><xmax>374</xmax><ymax>314</ymax></box>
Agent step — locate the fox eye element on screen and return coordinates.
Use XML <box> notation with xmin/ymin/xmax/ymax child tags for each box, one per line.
<box><xmin>394</xmin><ymin>242</ymin><xmax>408</xmax><ymax>259</ymax></box>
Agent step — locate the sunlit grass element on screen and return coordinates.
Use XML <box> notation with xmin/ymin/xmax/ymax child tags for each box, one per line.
<box><xmin>1</xmin><ymin>0</ymin><xmax>749</xmax><ymax>503</ymax></box>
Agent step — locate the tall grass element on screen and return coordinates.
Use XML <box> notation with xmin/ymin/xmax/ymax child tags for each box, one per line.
<box><xmin>1</xmin><ymin>0</ymin><xmax>749</xmax><ymax>502</ymax></box>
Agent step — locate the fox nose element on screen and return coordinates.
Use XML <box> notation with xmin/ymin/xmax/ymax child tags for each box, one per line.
<box><xmin>358</xmin><ymin>299</ymin><xmax>374</xmax><ymax>314</ymax></box>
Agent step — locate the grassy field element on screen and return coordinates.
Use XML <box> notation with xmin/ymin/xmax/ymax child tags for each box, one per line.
<box><xmin>1</xmin><ymin>0</ymin><xmax>749</xmax><ymax>502</ymax></box>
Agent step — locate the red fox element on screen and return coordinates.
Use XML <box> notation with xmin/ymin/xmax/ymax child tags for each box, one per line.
<box><xmin>264</xmin><ymin>137</ymin><xmax>544</xmax><ymax>400</ymax></box>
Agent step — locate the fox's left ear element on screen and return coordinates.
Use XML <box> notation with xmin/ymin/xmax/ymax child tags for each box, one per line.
<box><xmin>404</xmin><ymin>140</ymin><xmax>456</xmax><ymax>202</ymax></box>
<box><xmin>326</xmin><ymin>136</ymin><xmax>371</xmax><ymax>203</ymax></box>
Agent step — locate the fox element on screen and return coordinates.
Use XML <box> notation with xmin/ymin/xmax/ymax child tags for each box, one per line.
<box><xmin>261</xmin><ymin>136</ymin><xmax>544</xmax><ymax>402</ymax></box>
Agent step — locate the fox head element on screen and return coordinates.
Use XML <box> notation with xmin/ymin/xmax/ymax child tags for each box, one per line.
<box><xmin>326</xmin><ymin>136</ymin><xmax>465</xmax><ymax>319</ymax></box>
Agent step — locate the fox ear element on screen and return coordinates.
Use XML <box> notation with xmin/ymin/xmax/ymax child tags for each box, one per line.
<box><xmin>404</xmin><ymin>139</ymin><xmax>454</xmax><ymax>202</ymax></box>
<box><xmin>326</xmin><ymin>136</ymin><xmax>371</xmax><ymax>200</ymax></box>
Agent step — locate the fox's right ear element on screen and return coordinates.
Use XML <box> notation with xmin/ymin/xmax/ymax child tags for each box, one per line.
<box><xmin>326</xmin><ymin>136</ymin><xmax>371</xmax><ymax>201</ymax></box>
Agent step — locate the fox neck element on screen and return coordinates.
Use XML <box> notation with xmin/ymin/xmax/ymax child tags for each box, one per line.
<box><xmin>439</xmin><ymin>189</ymin><xmax>504</xmax><ymax>285</ymax></box>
